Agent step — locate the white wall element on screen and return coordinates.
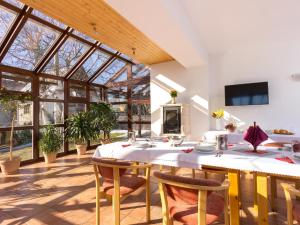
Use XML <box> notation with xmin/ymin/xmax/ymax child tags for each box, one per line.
<box><xmin>209</xmin><ymin>41</ymin><xmax>300</xmax><ymax>134</ymax></box>
<box><xmin>150</xmin><ymin>60</ymin><xmax>209</xmax><ymax>140</ymax></box>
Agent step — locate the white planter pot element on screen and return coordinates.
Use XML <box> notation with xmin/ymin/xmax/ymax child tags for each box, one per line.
<box><xmin>215</xmin><ymin>119</ymin><xmax>224</xmax><ymax>131</ymax></box>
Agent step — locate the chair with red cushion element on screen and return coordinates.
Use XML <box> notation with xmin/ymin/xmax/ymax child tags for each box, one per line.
<box><xmin>92</xmin><ymin>158</ymin><xmax>152</xmax><ymax>225</ymax></box>
<box><xmin>154</xmin><ymin>171</ymin><xmax>229</xmax><ymax>225</ymax></box>
<box><xmin>282</xmin><ymin>183</ymin><xmax>300</xmax><ymax>225</ymax></box>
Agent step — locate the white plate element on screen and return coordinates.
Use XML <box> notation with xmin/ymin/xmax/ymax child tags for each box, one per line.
<box><xmin>195</xmin><ymin>145</ymin><xmax>216</xmax><ymax>152</ymax></box>
<box><xmin>133</xmin><ymin>142</ymin><xmax>150</xmax><ymax>148</ymax></box>
<box><xmin>293</xmin><ymin>153</ymin><xmax>300</xmax><ymax>159</ymax></box>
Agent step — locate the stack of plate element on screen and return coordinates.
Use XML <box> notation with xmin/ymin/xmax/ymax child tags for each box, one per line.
<box><xmin>195</xmin><ymin>143</ymin><xmax>216</xmax><ymax>153</ymax></box>
<box><xmin>133</xmin><ymin>142</ymin><xmax>150</xmax><ymax>148</ymax></box>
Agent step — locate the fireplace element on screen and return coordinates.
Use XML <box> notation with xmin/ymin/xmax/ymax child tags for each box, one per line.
<box><xmin>163</xmin><ymin>105</ymin><xmax>181</xmax><ymax>134</ymax></box>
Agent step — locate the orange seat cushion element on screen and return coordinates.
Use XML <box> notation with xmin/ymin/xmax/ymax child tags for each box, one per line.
<box><xmin>103</xmin><ymin>174</ymin><xmax>146</xmax><ymax>196</ymax></box>
<box><xmin>293</xmin><ymin>202</ymin><xmax>300</xmax><ymax>223</ymax></box>
<box><xmin>169</xmin><ymin>193</ymin><xmax>224</xmax><ymax>225</ymax></box>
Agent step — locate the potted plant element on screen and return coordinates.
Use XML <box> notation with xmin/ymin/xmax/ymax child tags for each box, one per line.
<box><xmin>225</xmin><ymin>123</ymin><xmax>237</xmax><ymax>133</ymax></box>
<box><xmin>170</xmin><ymin>90</ymin><xmax>177</xmax><ymax>104</ymax></box>
<box><xmin>89</xmin><ymin>102</ymin><xmax>117</xmax><ymax>143</ymax></box>
<box><xmin>65</xmin><ymin>112</ymin><xmax>93</xmax><ymax>155</ymax></box>
<box><xmin>0</xmin><ymin>88</ymin><xmax>31</xmax><ymax>175</ymax></box>
<box><xmin>39</xmin><ymin>125</ymin><xmax>62</xmax><ymax>163</ymax></box>
<box><xmin>211</xmin><ymin>108</ymin><xmax>225</xmax><ymax>131</ymax></box>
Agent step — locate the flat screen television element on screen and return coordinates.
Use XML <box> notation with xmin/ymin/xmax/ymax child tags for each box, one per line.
<box><xmin>225</xmin><ymin>82</ymin><xmax>269</xmax><ymax>106</ymax></box>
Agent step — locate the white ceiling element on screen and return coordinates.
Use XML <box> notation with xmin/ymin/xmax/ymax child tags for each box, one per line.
<box><xmin>106</xmin><ymin>0</ymin><xmax>300</xmax><ymax>67</ymax></box>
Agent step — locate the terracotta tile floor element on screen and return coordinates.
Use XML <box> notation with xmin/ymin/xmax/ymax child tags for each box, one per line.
<box><xmin>0</xmin><ymin>150</ymin><xmax>294</xmax><ymax>225</ymax></box>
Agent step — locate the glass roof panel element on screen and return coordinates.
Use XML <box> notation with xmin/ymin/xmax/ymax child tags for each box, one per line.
<box><xmin>70</xmin><ymin>49</ymin><xmax>110</xmax><ymax>81</ymax></box>
<box><xmin>132</xmin><ymin>64</ymin><xmax>150</xmax><ymax>78</ymax></box>
<box><xmin>73</xmin><ymin>30</ymin><xmax>95</xmax><ymax>43</ymax></box>
<box><xmin>113</xmin><ymin>70</ymin><xmax>127</xmax><ymax>83</ymax></box>
<box><xmin>100</xmin><ymin>43</ymin><xmax>117</xmax><ymax>54</ymax></box>
<box><xmin>32</xmin><ymin>9</ymin><xmax>66</xmax><ymax>29</ymax></box>
<box><xmin>2</xmin><ymin>19</ymin><xmax>60</xmax><ymax>70</ymax></box>
<box><xmin>43</xmin><ymin>37</ymin><xmax>89</xmax><ymax>76</ymax></box>
<box><xmin>4</xmin><ymin>0</ymin><xmax>24</xmax><ymax>8</ymax></box>
<box><xmin>93</xmin><ymin>59</ymin><xmax>126</xmax><ymax>85</ymax></box>
<box><xmin>0</xmin><ymin>5</ymin><xmax>17</xmax><ymax>44</ymax></box>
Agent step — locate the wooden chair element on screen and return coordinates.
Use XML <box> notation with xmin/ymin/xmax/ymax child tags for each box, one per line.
<box><xmin>282</xmin><ymin>183</ymin><xmax>300</xmax><ymax>225</ymax></box>
<box><xmin>263</xmin><ymin>142</ymin><xmax>300</xmax><ymax>211</ymax></box>
<box><xmin>92</xmin><ymin>158</ymin><xmax>152</xmax><ymax>225</ymax></box>
<box><xmin>154</xmin><ymin>171</ymin><xmax>230</xmax><ymax>225</ymax></box>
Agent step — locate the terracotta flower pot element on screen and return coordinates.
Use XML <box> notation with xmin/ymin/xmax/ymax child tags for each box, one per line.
<box><xmin>0</xmin><ymin>156</ymin><xmax>21</xmax><ymax>175</ymax></box>
<box><xmin>43</xmin><ymin>152</ymin><xmax>57</xmax><ymax>164</ymax></box>
<box><xmin>76</xmin><ymin>144</ymin><xmax>87</xmax><ymax>155</ymax></box>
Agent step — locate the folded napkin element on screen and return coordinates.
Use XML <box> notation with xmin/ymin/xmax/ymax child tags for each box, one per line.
<box><xmin>122</xmin><ymin>144</ymin><xmax>131</xmax><ymax>148</ymax></box>
<box><xmin>244</xmin><ymin>124</ymin><xmax>268</xmax><ymax>149</ymax></box>
<box><xmin>275</xmin><ymin>157</ymin><xmax>294</xmax><ymax>164</ymax></box>
<box><xmin>181</xmin><ymin>148</ymin><xmax>193</xmax><ymax>153</ymax></box>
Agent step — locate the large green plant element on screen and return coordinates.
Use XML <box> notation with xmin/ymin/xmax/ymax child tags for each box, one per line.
<box><xmin>65</xmin><ymin>112</ymin><xmax>94</xmax><ymax>145</ymax></box>
<box><xmin>89</xmin><ymin>102</ymin><xmax>117</xmax><ymax>140</ymax></box>
<box><xmin>39</xmin><ymin>125</ymin><xmax>63</xmax><ymax>154</ymax></box>
<box><xmin>0</xmin><ymin>88</ymin><xmax>32</xmax><ymax>161</ymax></box>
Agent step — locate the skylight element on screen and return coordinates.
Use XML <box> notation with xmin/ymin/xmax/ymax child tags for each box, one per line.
<box><xmin>0</xmin><ymin>5</ymin><xmax>17</xmax><ymax>44</ymax></box>
<box><xmin>93</xmin><ymin>59</ymin><xmax>126</xmax><ymax>85</ymax></box>
<box><xmin>70</xmin><ymin>50</ymin><xmax>110</xmax><ymax>81</ymax></box>
<box><xmin>2</xmin><ymin>19</ymin><xmax>60</xmax><ymax>70</ymax></box>
<box><xmin>43</xmin><ymin>37</ymin><xmax>89</xmax><ymax>76</ymax></box>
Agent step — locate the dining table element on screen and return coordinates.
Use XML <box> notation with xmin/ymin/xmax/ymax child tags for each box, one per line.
<box><xmin>93</xmin><ymin>140</ymin><xmax>300</xmax><ymax>225</ymax></box>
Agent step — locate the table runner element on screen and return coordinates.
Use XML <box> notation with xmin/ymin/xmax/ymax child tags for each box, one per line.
<box><xmin>93</xmin><ymin>141</ymin><xmax>300</xmax><ymax>177</ymax></box>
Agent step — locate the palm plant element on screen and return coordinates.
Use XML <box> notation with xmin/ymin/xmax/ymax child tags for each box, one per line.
<box><xmin>89</xmin><ymin>102</ymin><xmax>117</xmax><ymax>141</ymax></box>
<box><xmin>65</xmin><ymin>112</ymin><xmax>94</xmax><ymax>145</ymax></box>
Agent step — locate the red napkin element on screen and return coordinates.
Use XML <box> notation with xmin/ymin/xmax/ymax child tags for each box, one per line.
<box><xmin>244</xmin><ymin>124</ymin><xmax>268</xmax><ymax>149</ymax></box>
<box><xmin>244</xmin><ymin>150</ymin><xmax>269</xmax><ymax>154</ymax></box>
<box><xmin>122</xmin><ymin>144</ymin><xmax>131</xmax><ymax>148</ymax></box>
<box><xmin>182</xmin><ymin>148</ymin><xmax>193</xmax><ymax>153</ymax></box>
<box><xmin>275</xmin><ymin>157</ymin><xmax>294</xmax><ymax>164</ymax></box>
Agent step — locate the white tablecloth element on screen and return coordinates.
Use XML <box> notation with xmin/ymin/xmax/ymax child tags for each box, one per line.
<box><xmin>93</xmin><ymin>141</ymin><xmax>300</xmax><ymax>178</ymax></box>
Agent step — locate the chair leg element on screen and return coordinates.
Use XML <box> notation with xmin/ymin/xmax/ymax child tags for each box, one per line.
<box><xmin>96</xmin><ymin>190</ymin><xmax>100</xmax><ymax>225</ymax></box>
<box><xmin>192</xmin><ymin>169</ymin><xmax>196</xmax><ymax>178</ymax></box>
<box><xmin>270</xmin><ymin>176</ymin><xmax>277</xmax><ymax>211</ymax></box>
<box><xmin>146</xmin><ymin>172</ymin><xmax>151</xmax><ymax>222</ymax></box>
<box><xmin>113</xmin><ymin>169</ymin><xmax>121</xmax><ymax>225</ymax></box>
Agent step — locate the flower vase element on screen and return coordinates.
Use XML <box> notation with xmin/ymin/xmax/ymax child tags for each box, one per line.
<box><xmin>171</xmin><ymin>97</ymin><xmax>176</xmax><ymax>104</ymax></box>
<box><xmin>215</xmin><ymin>119</ymin><xmax>224</xmax><ymax>131</ymax></box>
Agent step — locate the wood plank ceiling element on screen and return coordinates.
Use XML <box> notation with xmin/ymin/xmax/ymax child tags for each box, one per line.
<box><xmin>20</xmin><ymin>0</ymin><xmax>173</xmax><ymax>65</ymax></box>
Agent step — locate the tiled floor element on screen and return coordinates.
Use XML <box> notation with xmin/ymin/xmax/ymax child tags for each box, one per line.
<box><xmin>0</xmin><ymin>150</ymin><xmax>294</xmax><ymax>225</ymax></box>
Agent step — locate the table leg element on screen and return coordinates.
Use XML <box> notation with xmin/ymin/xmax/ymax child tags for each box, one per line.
<box><xmin>296</xmin><ymin>179</ymin><xmax>300</xmax><ymax>201</ymax></box>
<box><xmin>253</xmin><ymin>172</ymin><xmax>258</xmax><ymax>212</ymax></box>
<box><xmin>256</xmin><ymin>173</ymin><xmax>269</xmax><ymax>225</ymax></box>
<box><xmin>228</xmin><ymin>170</ymin><xmax>240</xmax><ymax>225</ymax></box>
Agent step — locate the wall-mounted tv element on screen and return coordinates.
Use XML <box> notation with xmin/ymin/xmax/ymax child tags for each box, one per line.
<box><xmin>225</xmin><ymin>82</ymin><xmax>269</xmax><ymax>106</ymax></box>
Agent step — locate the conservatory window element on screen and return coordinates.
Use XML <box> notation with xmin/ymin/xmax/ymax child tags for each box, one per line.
<box><xmin>93</xmin><ymin>59</ymin><xmax>126</xmax><ymax>85</ymax></box>
<box><xmin>43</xmin><ymin>37</ymin><xmax>89</xmax><ymax>76</ymax></box>
<box><xmin>0</xmin><ymin>5</ymin><xmax>17</xmax><ymax>44</ymax></box>
<box><xmin>2</xmin><ymin>19</ymin><xmax>60</xmax><ymax>70</ymax></box>
<box><xmin>71</xmin><ymin>50</ymin><xmax>110</xmax><ymax>81</ymax></box>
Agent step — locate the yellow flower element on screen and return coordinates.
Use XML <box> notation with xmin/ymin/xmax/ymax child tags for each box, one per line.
<box><xmin>211</xmin><ymin>108</ymin><xmax>224</xmax><ymax>119</ymax></box>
